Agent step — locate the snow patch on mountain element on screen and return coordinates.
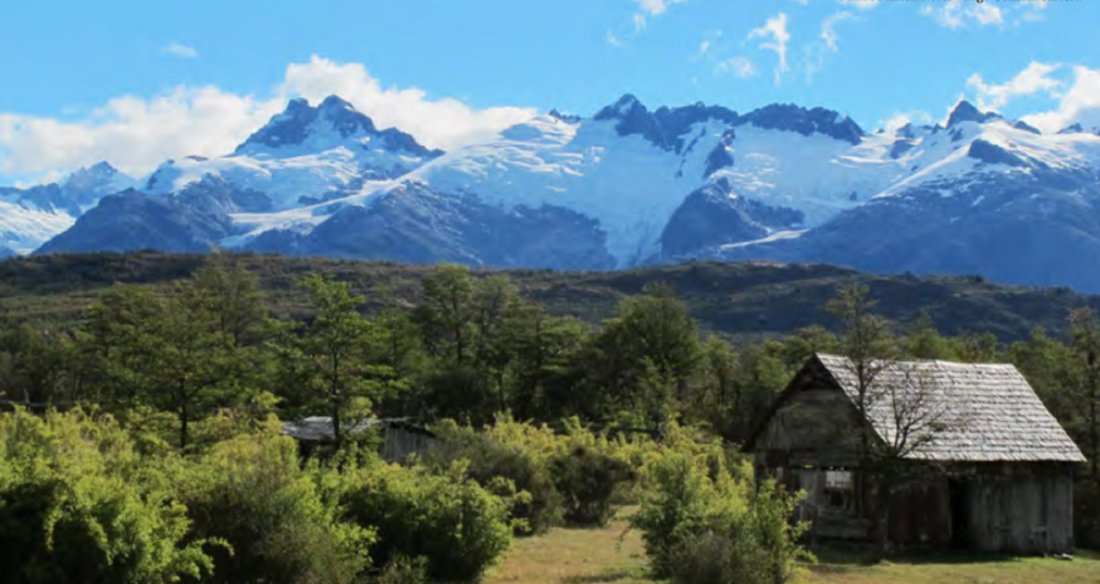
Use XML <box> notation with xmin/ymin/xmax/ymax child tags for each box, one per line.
<box><xmin>145</xmin><ymin>96</ymin><xmax>441</xmax><ymax>210</ymax></box>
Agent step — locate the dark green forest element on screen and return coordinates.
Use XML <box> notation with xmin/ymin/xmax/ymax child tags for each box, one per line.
<box><xmin>2</xmin><ymin>252</ymin><xmax>1100</xmax><ymax>583</ymax></box>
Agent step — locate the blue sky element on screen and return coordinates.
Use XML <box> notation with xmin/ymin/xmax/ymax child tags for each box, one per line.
<box><xmin>1</xmin><ymin>0</ymin><xmax>1098</xmax><ymax>184</ymax></box>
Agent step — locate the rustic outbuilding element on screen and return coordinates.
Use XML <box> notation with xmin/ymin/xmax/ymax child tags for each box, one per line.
<box><xmin>282</xmin><ymin>416</ymin><xmax>437</xmax><ymax>463</ymax></box>
<box><xmin>746</xmin><ymin>353</ymin><xmax>1086</xmax><ymax>554</ymax></box>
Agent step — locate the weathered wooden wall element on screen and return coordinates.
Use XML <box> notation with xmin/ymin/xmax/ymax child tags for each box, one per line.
<box><xmin>962</xmin><ymin>465</ymin><xmax>1074</xmax><ymax>554</ymax></box>
<box><xmin>888</xmin><ymin>478</ymin><xmax>952</xmax><ymax>547</ymax></box>
<box><xmin>381</xmin><ymin>425</ymin><xmax>437</xmax><ymax>463</ymax></box>
<box><xmin>753</xmin><ymin>384</ymin><xmax>864</xmax><ymax>469</ymax></box>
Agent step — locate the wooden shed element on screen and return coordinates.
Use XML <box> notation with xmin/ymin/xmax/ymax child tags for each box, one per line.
<box><xmin>747</xmin><ymin>353</ymin><xmax>1086</xmax><ymax>553</ymax></box>
<box><xmin>282</xmin><ymin>416</ymin><xmax>437</xmax><ymax>463</ymax></box>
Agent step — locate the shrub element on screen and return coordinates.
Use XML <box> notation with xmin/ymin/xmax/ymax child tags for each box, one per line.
<box><xmin>341</xmin><ymin>460</ymin><xmax>511</xmax><ymax>582</ymax></box>
<box><xmin>550</xmin><ymin>422</ymin><xmax>635</xmax><ymax>526</ymax></box>
<box><xmin>0</xmin><ymin>409</ymin><xmax>212</xmax><ymax>584</ymax></box>
<box><xmin>175</xmin><ymin>429</ymin><xmax>373</xmax><ymax>584</ymax></box>
<box><xmin>427</xmin><ymin>418</ymin><xmax>563</xmax><ymax>534</ymax></box>
<box><xmin>631</xmin><ymin>426</ymin><xmax>808</xmax><ymax>584</ymax></box>
<box><xmin>375</xmin><ymin>556</ymin><xmax>429</xmax><ymax>584</ymax></box>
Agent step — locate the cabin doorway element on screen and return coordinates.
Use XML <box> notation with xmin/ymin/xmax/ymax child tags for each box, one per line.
<box><xmin>948</xmin><ymin>478</ymin><xmax>970</xmax><ymax>549</ymax></box>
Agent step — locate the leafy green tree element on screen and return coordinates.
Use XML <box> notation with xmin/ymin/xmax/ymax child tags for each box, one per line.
<box><xmin>472</xmin><ymin>275</ymin><xmax>529</xmax><ymax>411</ymax></box>
<box><xmin>342</xmin><ymin>460</ymin><xmax>511</xmax><ymax>582</ymax></box>
<box><xmin>81</xmin><ymin>280</ymin><xmax>258</xmax><ymax>449</ymax></box>
<box><xmin>0</xmin><ymin>409</ymin><xmax>213</xmax><ymax>583</ymax></box>
<box><xmin>954</xmin><ymin>331</ymin><xmax>1000</xmax><ymax>362</ymax></box>
<box><xmin>1071</xmin><ymin>308</ymin><xmax>1100</xmax><ymax>478</ymax></box>
<box><xmin>415</xmin><ymin>265</ymin><xmax>478</xmax><ymax>365</ymax></box>
<box><xmin>288</xmin><ymin>273</ymin><xmax>393</xmax><ymax>446</ymax></box>
<box><xmin>176</xmin><ymin>429</ymin><xmax>373</xmax><ymax>584</ymax></box>
<box><xmin>728</xmin><ymin>343</ymin><xmax>790</xmax><ymax>443</ymax></box>
<box><xmin>777</xmin><ymin>326</ymin><xmax>840</xmax><ymax>372</ymax></box>
<box><xmin>631</xmin><ymin>427</ymin><xmax>808</xmax><ymax>583</ymax></box>
<box><xmin>0</xmin><ymin>321</ymin><xmax>71</xmax><ymax>406</ymax></box>
<box><xmin>511</xmin><ymin>313</ymin><xmax>590</xmax><ymax>421</ymax></box>
<box><xmin>1010</xmin><ymin>328</ymin><xmax>1082</xmax><ymax>447</ymax></box>
<box><xmin>583</xmin><ymin>284</ymin><xmax>703</xmax><ymax>424</ymax></box>
<box><xmin>904</xmin><ymin>310</ymin><xmax>957</xmax><ymax>360</ymax></box>
<box><xmin>189</xmin><ymin>253</ymin><xmax>269</xmax><ymax>349</ymax></box>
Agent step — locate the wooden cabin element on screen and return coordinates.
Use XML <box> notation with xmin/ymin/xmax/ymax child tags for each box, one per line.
<box><xmin>282</xmin><ymin>416</ymin><xmax>437</xmax><ymax>463</ymax></box>
<box><xmin>747</xmin><ymin>353</ymin><xmax>1085</xmax><ymax>554</ymax></box>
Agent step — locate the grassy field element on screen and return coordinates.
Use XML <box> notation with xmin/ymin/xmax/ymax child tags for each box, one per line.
<box><xmin>485</xmin><ymin>509</ymin><xmax>650</xmax><ymax>584</ymax></box>
<box><xmin>486</xmin><ymin>508</ymin><xmax>1100</xmax><ymax>584</ymax></box>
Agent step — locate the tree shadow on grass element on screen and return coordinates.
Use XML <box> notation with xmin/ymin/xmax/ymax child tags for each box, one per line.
<box><xmin>562</xmin><ymin>568</ymin><xmax>647</xmax><ymax>583</ymax></box>
<box><xmin>808</xmin><ymin>541</ymin><xmax>1037</xmax><ymax>570</ymax></box>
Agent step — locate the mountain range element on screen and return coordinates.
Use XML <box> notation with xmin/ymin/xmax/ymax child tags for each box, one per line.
<box><xmin>9</xmin><ymin>93</ymin><xmax>1100</xmax><ymax>290</ymax></box>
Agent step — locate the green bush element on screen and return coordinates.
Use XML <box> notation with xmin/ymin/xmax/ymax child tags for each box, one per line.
<box><xmin>175</xmin><ymin>429</ymin><xmax>373</xmax><ymax>584</ymax></box>
<box><xmin>375</xmin><ymin>555</ymin><xmax>430</xmax><ymax>584</ymax></box>
<box><xmin>342</xmin><ymin>460</ymin><xmax>511</xmax><ymax>582</ymax></box>
<box><xmin>0</xmin><ymin>409</ymin><xmax>212</xmax><ymax>584</ymax></box>
<box><xmin>630</xmin><ymin>426</ymin><xmax>809</xmax><ymax>584</ymax></box>
<box><xmin>427</xmin><ymin>418</ymin><xmax>563</xmax><ymax>534</ymax></box>
<box><xmin>550</xmin><ymin>422</ymin><xmax>635</xmax><ymax>526</ymax></box>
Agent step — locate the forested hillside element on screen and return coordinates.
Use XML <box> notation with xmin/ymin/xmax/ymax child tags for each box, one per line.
<box><xmin>0</xmin><ymin>252</ymin><xmax>1094</xmax><ymax>341</ymax></box>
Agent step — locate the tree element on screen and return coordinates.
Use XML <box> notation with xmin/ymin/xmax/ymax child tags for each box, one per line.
<box><xmin>0</xmin><ymin>409</ymin><xmax>214</xmax><ymax>583</ymax></box>
<box><xmin>905</xmin><ymin>310</ymin><xmax>956</xmax><ymax>360</ymax></box>
<box><xmin>81</xmin><ymin>281</ymin><xmax>253</xmax><ymax>450</ymax></box>
<box><xmin>415</xmin><ymin>265</ymin><xmax>477</xmax><ymax>365</ymax></box>
<box><xmin>825</xmin><ymin>283</ymin><xmax>898</xmax><ymax>550</ymax></box>
<box><xmin>1071</xmin><ymin>308</ymin><xmax>1100</xmax><ymax>478</ymax></box>
<box><xmin>826</xmin><ymin>283</ymin><xmax>896</xmax><ymax>460</ymax></box>
<box><xmin>292</xmin><ymin>274</ymin><xmax>391</xmax><ymax>446</ymax></box>
<box><xmin>472</xmin><ymin>275</ymin><xmax>528</xmax><ymax>412</ymax></box>
<box><xmin>0</xmin><ymin>321</ymin><xmax>70</xmax><ymax>406</ymax></box>
<box><xmin>511</xmin><ymin>313</ymin><xmax>590</xmax><ymax>421</ymax></box>
<box><xmin>583</xmin><ymin>284</ymin><xmax>703</xmax><ymax>425</ymax></box>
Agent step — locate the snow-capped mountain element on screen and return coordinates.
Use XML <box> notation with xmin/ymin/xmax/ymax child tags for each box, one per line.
<box><xmin>0</xmin><ymin>162</ymin><xmax>136</xmax><ymax>253</ymax></box>
<box><xmin>144</xmin><ymin>95</ymin><xmax>441</xmax><ymax>210</ymax></box>
<box><xmin>709</xmin><ymin>102</ymin><xmax>1100</xmax><ymax>290</ymax></box>
<box><xmin>227</xmin><ymin>94</ymin><xmax>892</xmax><ymax>268</ymax></box>
<box><xmin>20</xmin><ymin>94</ymin><xmax>1100</xmax><ymax>292</ymax></box>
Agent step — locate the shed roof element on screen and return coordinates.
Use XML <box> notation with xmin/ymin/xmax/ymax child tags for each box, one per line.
<box><xmin>281</xmin><ymin>416</ymin><xmax>433</xmax><ymax>442</ymax></box>
<box><xmin>814</xmin><ymin>353</ymin><xmax>1085</xmax><ymax>463</ymax></box>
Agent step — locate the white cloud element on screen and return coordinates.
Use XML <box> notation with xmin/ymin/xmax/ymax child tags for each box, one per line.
<box><xmin>163</xmin><ymin>43</ymin><xmax>199</xmax><ymax>59</ymax></box>
<box><xmin>922</xmin><ymin>0</ymin><xmax>1003</xmax><ymax>29</ymax></box>
<box><xmin>280</xmin><ymin>56</ymin><xmax>534</xmax><ymax>151</ymax></box>
<box><xmin>630</xmin><ymin>0</ymin><xmax>687</xmax><ymax>33</ymax></box>
<box><xmin>880</xmin><ymin>110</ymin><xmax>934</xmax><ymax>132</ymax></box>
<box><xmin>747</xmin><ymin>12</ymin><xmax>791</xmax><ymax>85</ymax></box>
<box><xmin>607</xmin><ymin>30</ymin><xmax>624</xmax><ymax>48</ymax></box>
<box><xmin>821</xmin><ymin>11</ymin><xmax>854</xmax><ymax>52</ymax></box>
<box><xmin>636</xmin><ymin>0</ymin><xmax>687</xmax><ymax>16</ymax></box>
<box><xmin>715</xmin><ymin>56</ymin><xmax>757</xmax><ymax>79</ymax></box>
<box><xmin>839</xmin><ymin>0</ymin><xmax>878</xmax><ymax>10</ymax></box>
<box><xmin>697</xmin><ymin>40</ymin><xmax>710</xmax><ymax>56</ymax></box>
<box><xmin>0</xmin><ymin>55</ymin><xmax>536</xmax><ymax>183</ymax></box>
<box><xmin>0</xmin><ymin>87</ymin><xmax>279</xmax><ymax>181</ymax></box>
<box><xmin>966</xmin><ymin>61</ymin><xmax>1063</xmax><ymax>111</ymax></box>
<box><xmin>1022</xmin><ymin>65</ymin><xmax>1100</xmax><ymax>133</ymax></box>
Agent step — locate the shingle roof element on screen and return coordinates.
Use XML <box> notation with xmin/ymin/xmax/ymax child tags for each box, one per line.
<box><xmin>815</xmin><ymin>353</ymin><xmax>1086</xmax><ymax>463</ymax></box>
<box><xmin>281</xmin><ymin>416</ymin><xmax>433</xmax><ymax>442</ymax></box>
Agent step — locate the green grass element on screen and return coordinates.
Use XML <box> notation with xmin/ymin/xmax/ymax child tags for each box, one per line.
<box><xmin>485</xmin><ymin>507</ymin><xmax>1100</xmax><ymax>584</ymax></box>
<box><xmin>805</xmin><ymin>550</ymin><xmax>1100</xmax><ymax>583</ymax></box>
<box><xmin>485</xmin><ymin>509</ymin><xmax>651</xmax><ymax>584</ymax></box>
